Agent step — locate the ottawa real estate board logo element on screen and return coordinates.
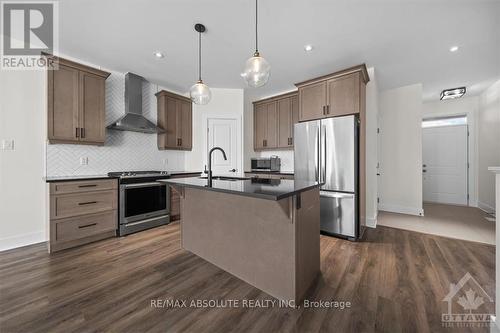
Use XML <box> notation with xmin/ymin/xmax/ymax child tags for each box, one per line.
<box><xmin>442</xmin><ymin>272</ymin><xmax>493</xmax><ymax>328</ymax></box>
<box><xmin>1</xmin><ymin>1</ymin><xmax>58</xmax><ymax>70</ymax></box>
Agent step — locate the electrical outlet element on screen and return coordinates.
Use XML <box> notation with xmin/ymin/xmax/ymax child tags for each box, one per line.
<box><xmin>1</xmin><ymin>139</ymin><xmax>14</xmax><ymax>150</ymax></box>
<box><xmin>80</xmin><ymin>157</ymin><xmax>88</xmax><ymax>166</ymax></box>
<box><xmin>162</xmin><ymin>158</ymin><xmax>168</xmax><ymax>166</ymax></box>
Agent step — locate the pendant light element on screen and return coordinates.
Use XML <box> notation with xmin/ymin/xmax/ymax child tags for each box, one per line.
<box><xmin>242</xmin><ymin>0</ymin><xmax>270</xmax><ymax>88</ymax></box>
<box><xmin>190</xmin><ymin>23</ymin><xmax>211</xmax><ymax>105</ymax></box>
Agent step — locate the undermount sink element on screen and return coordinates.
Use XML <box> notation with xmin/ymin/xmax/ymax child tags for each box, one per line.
<box><xmin>198</xmin><ymin>176</ymin><xmax>250</xmax><ymax>181</ymax></box>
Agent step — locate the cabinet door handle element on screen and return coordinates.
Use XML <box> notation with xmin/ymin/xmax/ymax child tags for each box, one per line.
<box><xmin>322</xmin><ymin>106</ymin><xmax>326</xmax><ymax>115</ymax></box>
<box><xmin>81</xmin><ymin>128</ymin><xmax>85</xmax><ymax>138</ymax></box>
<box><xmin>179</xmin><ymin>138</ymin><xmax>182</xmax><ymax>146</ymax></box>
<box><xmin>78</xmin><ymin>223</ymin><xmax>97</xmax><ymax>229</ymax></box>
<box><xmin>326</xmin><ymin>105</ymin><xmax>330</xmax><ymax>114</ymax></box>
<box><xmin>78</xmin><ymin>201</ymin><xmax>97</xmax><ymax>206</ymax></box>
<box><xmin>78</xmin><ymin>184</ymin><xmax>97</xmax><ymax>188</ymax></box>
<box><xmin>75</xmin><ymin>127</ymin><xmax>79</xmax><ymax>138</ymax></box>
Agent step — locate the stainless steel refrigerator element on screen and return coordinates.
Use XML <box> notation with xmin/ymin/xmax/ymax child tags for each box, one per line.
<box><xmin>294</xmin><ymin>115</ymin><xmax>362</xmax><ymax>240</ymax></box>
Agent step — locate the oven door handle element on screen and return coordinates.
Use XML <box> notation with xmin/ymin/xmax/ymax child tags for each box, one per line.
<box><xmin>122</xmin><ymin>182</ymin><xmax>165</xmax><ymax>189</ymax></box>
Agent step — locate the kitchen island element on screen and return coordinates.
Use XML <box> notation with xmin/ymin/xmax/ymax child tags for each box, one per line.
<box><xmin>158</xmin><ymin>177</ymin><xmax>321</xmax><ymax>304</ymax></box>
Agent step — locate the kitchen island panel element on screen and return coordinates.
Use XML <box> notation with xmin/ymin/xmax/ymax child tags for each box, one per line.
<box><xmin>179</xmin><ymin>186</ymin><xmax>320</xmax><ymax>303</ymax></box>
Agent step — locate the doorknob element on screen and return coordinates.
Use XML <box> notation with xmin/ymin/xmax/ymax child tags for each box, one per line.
<box><xmin>229</xmin><ymin>168</ymin><xmax>237</xmax><ymax>172</ymax></box>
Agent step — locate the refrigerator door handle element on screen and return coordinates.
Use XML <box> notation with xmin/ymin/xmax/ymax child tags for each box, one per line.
<box><xmin>315</xmin><ymin>125</ymin><xmax>320</xmax><ymax>182</ymax></box>
<box><xmin>320</xmin><ymin>191</ymin><xmax>354</xmax><ymax>199</ymax></box>
<box><xmin>322</xmin><ymin>124</ymin><xmax>327</xmax><ymax>184</ymax></box>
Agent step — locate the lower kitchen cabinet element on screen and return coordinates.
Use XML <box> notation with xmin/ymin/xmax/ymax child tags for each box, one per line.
<box><xmin>48</xmin><ymin>179</ymin><xmax>118</xmax><ymax>252</ymax></box>
<box><xmin>169</xmin><ymin>173</ymin><xmax>200</xmax><ymax>221</ymax></box>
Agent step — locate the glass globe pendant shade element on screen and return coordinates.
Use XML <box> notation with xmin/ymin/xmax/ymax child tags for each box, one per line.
<box><xmin>242</xmin><ymin>52</ymin><xmax>270</xmax><ymax>88</ymax></box>
<box><xmin>190</xmin><ymin>80</ymin><xmax>211</xmax><ymax>105</ymax></box>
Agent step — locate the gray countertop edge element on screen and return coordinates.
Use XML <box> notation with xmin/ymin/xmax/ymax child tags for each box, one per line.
<box><xmin>44</xmin><ymin>171</ymin><xmax>202</xmax><ymax>183</ymax></box>
<box><xmin>158</xmin><ymin>179</ymin><xmax>320</xmax><ymax>201</ymax></box>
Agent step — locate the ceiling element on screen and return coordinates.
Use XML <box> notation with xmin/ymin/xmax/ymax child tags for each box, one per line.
<box><xmin>59</xmin><ymin>0</ymin><xmax>500</xmax><ymax>102</ymax></box>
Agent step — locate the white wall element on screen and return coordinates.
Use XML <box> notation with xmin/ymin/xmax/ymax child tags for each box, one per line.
<box><xmin>478</xmin><ymin>79</ymin><xmax>500</xmax><ymax>213</ymax></box>
<box><xmin>365</xmin><ymin>67</ymin><xmax>379</xmax><ymax>227</ymax></box>
<box><xmin>186</xmin><ymin>88</ymin><xmax>244</xmax><ymax>174</ymax></box>
<box><xmin>422</xmin><ymin>96</ymin><xmax>479</xmax><ymax>207</ymax></box>
<box><xmin>0</xmin><ymin>70</ymin><xmax>47</xmax><ymax>251</ymax></box>
<box><xmin>379</xmin><ymin>84</ymin><xmax>424</xmax><ymax>216</ymax></box>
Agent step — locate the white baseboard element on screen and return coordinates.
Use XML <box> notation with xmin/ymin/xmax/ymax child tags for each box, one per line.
<box><xmin>478</xmin><ymin>201</ymin><xmax>496</xmax><ymax>214</ymax></box>
<box><xmin>0</xmin><ymin>231</ymin><xmax>46</xmax><ymax>252</ymax></box>
<box><xmin>366</xmin><ymin>215</ymin><xmax>377</xmax><ymax>228</ymax></box>
<box><xmin>491</xmin><ymin>316</ymin><xmax>500</xmax><ymax>333</ymax></box>
<box><xmin>379</xmin><ymin>203</ymin><xmax>424</xmax><ymax>217</ymax></box>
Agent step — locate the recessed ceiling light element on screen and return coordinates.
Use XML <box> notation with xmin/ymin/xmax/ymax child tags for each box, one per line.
<box><xmin>304</xmin><ymin>45</ymin><xmax>314</xmax><ymax>52</ymax></box>
<box><xmin>449</xmin><ymin>46</ymin><xmax>459</xmax><ymax>52</ymax></box>
<box><xmin>440</xmin><ymin>87</ymin><xmax>466</xmax><ymax>100</ymax></box>
<box><xmin>153</xmin><ymin>51</ymin><xmax>165</xmax><ymax>59</ymax></box>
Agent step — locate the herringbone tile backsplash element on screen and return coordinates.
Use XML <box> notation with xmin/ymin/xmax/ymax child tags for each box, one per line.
<box><xmin>46</xmin><ymin>72</ymin><xmax>187</xmax><ymax>176</ymax></box>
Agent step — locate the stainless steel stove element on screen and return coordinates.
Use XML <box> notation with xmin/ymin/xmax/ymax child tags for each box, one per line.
<box><xmin>108</xmin><ymin>171</ymin><xmax>171</xmax><ymax>236</ymax></box>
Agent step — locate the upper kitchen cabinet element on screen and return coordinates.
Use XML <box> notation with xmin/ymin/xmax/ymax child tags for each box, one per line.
<box><xmin>253</xmin><ymin>92</ymin><xmax>298</xmax><ymax>151</ymax></box>
<box><xmin>156</xmin><ymin>90</ymin><xmax>192</xmax><ymax>150</ymax></box>
<box><xmin>295</xmin><ymin>64</ymin><xmax>369</xmax><ymax>122</ymax></box>
<box><xmin>46</xmin><ymin>54</ymin><xmax>110</xmax><ymax>145</ymax></box>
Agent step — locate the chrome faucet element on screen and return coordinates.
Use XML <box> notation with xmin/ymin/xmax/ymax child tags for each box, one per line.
<box><xmin>207</xmin><ymin>147</ymin><xmax>227</xmax><ymax>186</ymax></box>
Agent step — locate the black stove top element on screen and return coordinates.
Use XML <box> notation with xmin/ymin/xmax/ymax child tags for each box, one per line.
<box><xmin>108</xmin><ymin>171</ymin><xmax>171</xmax><ymax>184</ymax></box>
<box><xmin>108</xmin><ymin>171</ymin><xmax>169</xmax><ymax>178</ymax></box>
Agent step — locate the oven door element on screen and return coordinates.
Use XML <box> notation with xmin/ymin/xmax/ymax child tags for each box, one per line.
<box><xmin>120</xmin><ymin>182</ymin><xmax>169</xmax><ymax>224</ymax></box>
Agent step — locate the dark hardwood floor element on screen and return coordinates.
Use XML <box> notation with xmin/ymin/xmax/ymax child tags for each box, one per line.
<box><xmin>0</xmin><ymin>222</ymin><xmax>495</xmax><ymax>333</ymax></box>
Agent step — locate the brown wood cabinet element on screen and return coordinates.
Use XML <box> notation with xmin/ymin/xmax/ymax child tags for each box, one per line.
<box><xmin>253</xmin><ymin>92</ymin><xmax>298</xmax><ymax>151</ymax></box>
<box><xmin>156</xmin><ymin>90</ymin><xmax>192</xmax><ymax>150</ymax></box>
<box><xmin>49</xmin><ymin>179</ymin><xmax>118</xmax><ymax>252</ymax></box>
<box><xmin>46</xmin><ymin>54</ymin><xmax>110</xmax><ymax>145</ymax></box>
<box><xmin>169</xmin><ymin>173</ymin><xmax>201</xmax><ymax>221</ymax></box>
<box><xmin>295</xmin><ymin>65</ymin><xmax>369</xmax><ymax>122</ymax></box>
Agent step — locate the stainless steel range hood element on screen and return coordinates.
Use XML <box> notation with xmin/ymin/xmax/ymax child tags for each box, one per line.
<box><xmin>107</xmin><ymin>73</ymin><xmax>165</xmax><ymax>133</ymax></box>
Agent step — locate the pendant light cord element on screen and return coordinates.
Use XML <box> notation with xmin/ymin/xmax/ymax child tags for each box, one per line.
<box><xmin>255</xmin><ymin>0</ymin><xmax>258</xmax><ymax>53</ymax></box>
<box><xmin>198</xmin><ymin>30</ymin><xmax>202</xmax><ymax>81</ymax></box>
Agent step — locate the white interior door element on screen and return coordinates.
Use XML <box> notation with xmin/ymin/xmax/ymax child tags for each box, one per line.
<box><xmin>422</xmin><ymin>124</ymin><xmax>468</xmax><ymax>205</ymax></box>
<box><xmin>207</xmin><ymin>118</ymin><xmax>238</xmax><ymax>176</ymax></box>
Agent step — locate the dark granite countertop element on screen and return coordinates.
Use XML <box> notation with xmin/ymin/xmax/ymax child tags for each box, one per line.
<box><xmin>244</xmin><ymin>170</ymin><xmax>294</xmax><ymax>176</ymax></box>
<box><xmin>44</xmin><ymin>174</ymin><xmax>118</xmax><ymax>182</ymax></box>
<box><xmin>158</xmin><ymin>177</ymin><xmax>319</xmax><ymax>201</ymax></box>
<box><xmin>44</xmin><ymin>171</ymin><xmax>202</xmax><ymax>182</ymax></box>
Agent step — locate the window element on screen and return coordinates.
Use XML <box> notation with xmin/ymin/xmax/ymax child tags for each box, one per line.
<box><xmin>422</xmin><ymin>116</ymin><xmax>467</xmax><ymax>128</ymax></box>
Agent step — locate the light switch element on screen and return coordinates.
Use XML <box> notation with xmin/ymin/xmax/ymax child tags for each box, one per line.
<box><xmin>1</xmin><ymin>139</ymin><xmax>14</xmax><ymax>150</ymax></box>
<box><xmin>80</xmin><ymin>157</ymin><xmax>88</xmax><ymax>165</ymax></box>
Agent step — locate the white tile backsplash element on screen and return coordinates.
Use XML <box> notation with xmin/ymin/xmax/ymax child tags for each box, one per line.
<box><xmin>45</xmin><ymin>71</ymin><xmax>186</xmax><ymax>176</ymax></box>
<box><xmin>258</xmin><ymin>150</ymin><xmax>294</xmax><ymax>172</ymax></box>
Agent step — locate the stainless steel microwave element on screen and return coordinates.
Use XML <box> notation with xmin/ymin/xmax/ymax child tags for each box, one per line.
<box><xmin>251</xmin><ymin>156</ymin><xmax>281</xmax><ymax>172</ymax></box>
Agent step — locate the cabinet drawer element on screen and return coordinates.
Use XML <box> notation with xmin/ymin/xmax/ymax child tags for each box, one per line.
<box><xmin>50</xmin><ymin>179</ymin><xmax>117</xmax><ymax>195</ymax></box>
<box><xmin>51</xmin><ymin>190</ymin><xmax>117</xmax><ymax>219</ymax></box>
<box><xmin>55</xmin><ymin>210</ymin><xmax>117</xmax><ymax>243</ymax></box>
